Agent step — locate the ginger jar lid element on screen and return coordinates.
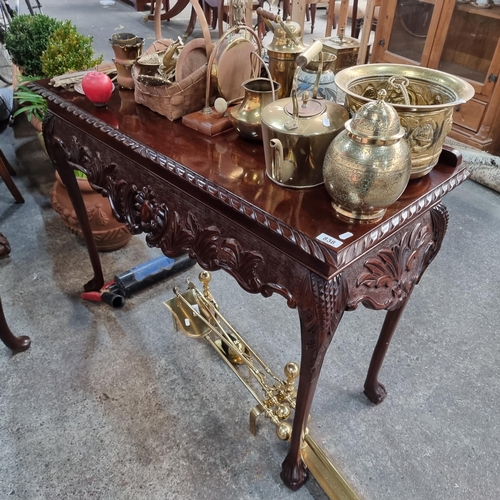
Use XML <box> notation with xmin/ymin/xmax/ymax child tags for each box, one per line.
<box><xmin>345</xmin><ymin>89</ymin><xmax>405</xmax><ymax>142</ymax></box>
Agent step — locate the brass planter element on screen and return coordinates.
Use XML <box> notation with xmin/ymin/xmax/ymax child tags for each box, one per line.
<box><xmin>335</xmin><ymin>64</ymin><xmax>475</xmax><ymax>178</ymax></box>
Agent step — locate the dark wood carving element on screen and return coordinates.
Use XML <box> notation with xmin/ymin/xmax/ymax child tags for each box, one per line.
<box><xmin>282</xmin><ymin>272</ymin><xmax>348</xmax><ymax>490</ymax></box>
<box><xmin>353</xmin><ymin>221</ymin><xmax>430</xmax><ymax>311</ymax></box>
<box><xmin>33</xmin><ymin>83</ymin><xmax>469</xmax><ymax>274</ymax></box>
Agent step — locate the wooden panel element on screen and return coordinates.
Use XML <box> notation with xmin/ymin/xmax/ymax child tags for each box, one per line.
<box><xmin>453</xmin><ymin>98</ymin><xmax>486</xmax><ymax>133</ymax></box>
<box><xmin>370</xmin><ymin>0</ymin><xmax>397</xmax><ymax>62</ymax></box>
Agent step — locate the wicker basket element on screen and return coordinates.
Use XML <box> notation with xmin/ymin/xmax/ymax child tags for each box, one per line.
<box><xmin>133</xmin><ymin>39</ymin><xmax>211</xmax><ymax>121</ymax></box>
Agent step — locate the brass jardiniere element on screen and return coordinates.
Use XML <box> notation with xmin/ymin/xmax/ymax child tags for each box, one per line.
<box><xmin>335</xmin><ymin>64</ymin><xmax>475</xmax><ymax>178</ymax></box>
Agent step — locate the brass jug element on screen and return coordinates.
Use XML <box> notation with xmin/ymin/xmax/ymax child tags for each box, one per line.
<box><xmin>323</xmin><ymin>90</ymin><xmax>412</xmax><ymax>223</ymax></box>
<box><xmin>257</xmin><ymin>7</ymin><xmax>306</xmax><ymax>99</ymax></box>
<box><xmin>261</xmin><ymin>41</ymin><xmax>348</xmax><ymax>189</ymax></box>
<box><xmin>229</xmin><ymin>78</ymin><xmax>280</xmax><ymax>142</ymax></box>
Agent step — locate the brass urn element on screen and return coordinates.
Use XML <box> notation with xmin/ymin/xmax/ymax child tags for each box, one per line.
<box><xmin>323</xmin><ymin>90</ymin><xmax>412</xmax><ymax>223</ymax></box>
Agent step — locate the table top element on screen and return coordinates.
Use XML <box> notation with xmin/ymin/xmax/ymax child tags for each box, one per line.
<box><xmin>33</xmin><ymin>80</ymin><xmax>469</xmax><ymax>279</ymax></box>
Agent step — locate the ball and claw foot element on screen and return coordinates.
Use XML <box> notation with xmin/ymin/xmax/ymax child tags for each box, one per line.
<box><xmin>280</xmin><ymin>456</ymin><xmax>308</xmax><ymax>491</ymax></box>
<box><xmin>364</xmin><ymin>380</ymin><xmax>388</xmax><ymax>405</ymax></box>
<box><xmin>8</xmin><ymin>336</ymin><xmax>31</xmax><ymax>352</ymax></box>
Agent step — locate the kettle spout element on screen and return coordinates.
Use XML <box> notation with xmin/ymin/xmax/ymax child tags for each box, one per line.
<box><xmin>270</xmin><ymin>138</ymin><xmax>295</xmax><ymax>184</ymax></box>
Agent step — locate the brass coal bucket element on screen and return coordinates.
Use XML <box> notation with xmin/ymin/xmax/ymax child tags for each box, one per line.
<box><xmin>335</xmin><ymin>64</ymin><xmax>475</xmax><ymax>178</ymax></box>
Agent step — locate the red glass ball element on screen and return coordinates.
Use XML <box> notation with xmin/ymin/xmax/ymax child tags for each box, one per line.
<box><xmin>82</xmin><ymin>71</ymin><xmax>114</xmax><ymax>107</ymax></box>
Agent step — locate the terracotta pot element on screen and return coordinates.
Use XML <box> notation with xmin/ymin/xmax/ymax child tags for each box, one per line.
<box><xmin>30</xmin><ymin>114</ymin><xmax>43</xmax><ymax>132</ymax></box>
<box><xmin>50</xmin><ymin>172</ymin><xmax>132</xmax><ymax>251</ymax></box>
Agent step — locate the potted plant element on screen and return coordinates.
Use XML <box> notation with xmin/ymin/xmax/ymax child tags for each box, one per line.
<box><xmin>12</xmin><ymin>82</ymin><xmax>47</xmax><ymax>133</ymax></box>
<box><xmin>50</xmin><ymin>170</ymin><xmax>133</xmax><ymax>252</ymax></box>
<box><xmin>40</xmin><ymin>20</ymin><xmax>103</xmax><ymax>79</ymax></box>
<box><xmin>4</xmin><ymin>14</ymin><xmax>64</xmax><ymax>81</ymax></box>
<box><xmin>8</xmin><ymin>15</ymin><xmax>103</xmax><ymax>130</ymax></box>
<box><xmin>7</xmin><ymin>18</ymin><xmax>130</xmax><ymax>251</ymax></box>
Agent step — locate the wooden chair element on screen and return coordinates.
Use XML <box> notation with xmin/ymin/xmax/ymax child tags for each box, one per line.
<box><xmin>325</xmin><ymin>0</ymin><xmax>379</xmax><ymax>39</ymax></box>
<box><xmin>286</xmin><ymin>0</ymin><xmax>343</xmax><ymax>37</ymax></box>
<box><xmin>357</xmin><ymin>0</ymin><xmax>381</xmax><ymax>64</ymax></box>
<box><xmin>204</xmin><ymin>0</ymin><xmax>264</xmax><ymax>37</ymax></box>
<box><xmin>0</xmin><ymin>233</ymin><xmax>31</xmax><ymax>352</ymax></box>
<box><xmin>0</xmin><ymin>148</ymin><xmax>24</xmax><ymax>204</ymax></box>
<box><xmin>123</xmin><ymin>0</ymin><xmax>151</xmax><ymax>11</ymax></box>
<box><xmin>306</xmin><ymin>0</ymin><xmax>336</xmax><ymax>34</ymax></box>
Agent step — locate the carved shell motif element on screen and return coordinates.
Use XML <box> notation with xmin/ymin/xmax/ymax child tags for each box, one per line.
<box><xmin>355</xmin><ymin>222</ymin><xmax>430</xmax><ymax>311</ymax></box>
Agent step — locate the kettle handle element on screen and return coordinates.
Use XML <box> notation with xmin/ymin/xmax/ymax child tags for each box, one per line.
<box><xmin>296</xmin><ymin>40</ymin><xmax>323</xmax><ymax>68</ymax></box>
<box><xmin>293</xmin><ymin>40</ymin><xmax>324</xmax><ymax>102</ymax></box>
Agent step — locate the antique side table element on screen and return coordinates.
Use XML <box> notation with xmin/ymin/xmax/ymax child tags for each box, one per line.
<box><xmin>32</xmin><ymin>80</ymin><xmax>468</xmax><ymax>491</ymax></box>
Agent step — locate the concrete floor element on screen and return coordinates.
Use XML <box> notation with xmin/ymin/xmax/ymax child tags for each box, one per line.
<box><xmin>1</xmin><ymin>1</ymin><xmax>500</xmax><ymax>499</ymax></box>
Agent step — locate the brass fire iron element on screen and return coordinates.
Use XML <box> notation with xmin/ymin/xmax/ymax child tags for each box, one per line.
<box><xmin>164</xmin><ymin>271</ymin><xmax>360</xmax><ymax>500</ymax></box>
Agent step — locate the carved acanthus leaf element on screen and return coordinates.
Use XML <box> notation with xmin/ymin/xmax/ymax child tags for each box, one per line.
<box><xmin>355</xmin><ymin>223</ymin><xmax>430</xmax><ymax>311</ymax></box>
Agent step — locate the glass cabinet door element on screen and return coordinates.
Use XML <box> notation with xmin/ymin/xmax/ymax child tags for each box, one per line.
<box><xmin>437</xmin><ymin>3</ymin><xmax>500</xmax><ymax>95</ymax></box>
<box><xmin>386</xmin><ymin>0</ymin><xmax>437</xmax><ymax>63</ymax></box>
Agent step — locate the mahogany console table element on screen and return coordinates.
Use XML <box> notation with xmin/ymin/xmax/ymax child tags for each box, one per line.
<box><xmin>32</xmin><ymin>79</ymin><xmax>468</xmax><ymax>491</ymax></box>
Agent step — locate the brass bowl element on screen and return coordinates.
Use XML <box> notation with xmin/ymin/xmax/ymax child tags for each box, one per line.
<box><xmin>135</xmin><ymin>51</ymin><xmax>167</xmax><ymax>77</ymax></box>
<box><xmin>335</xmin><ymin>64</ymin><xmax>475</xmax><ymax>178</ymax></box>
<box><xmin>304</xmin><ymin>51</ymin><xmax>337</xmax><ymax>73</ymax></box>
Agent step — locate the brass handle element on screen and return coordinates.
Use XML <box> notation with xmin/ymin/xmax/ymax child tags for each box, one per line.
<box><xmin>296</xmin><ymin>40</ymin><xmax>323</xmax><ymax>68</ymax></box>
<box><xmin>295</xmin><ymin>41</ymin><xmax>323</xmax><ymax>99</ymax></box>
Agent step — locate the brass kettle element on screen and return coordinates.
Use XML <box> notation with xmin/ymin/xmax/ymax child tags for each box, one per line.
<box><xmin>260</xmin><ymin>41</ymin><xmax>349</xmax><ymax>189</ymax></box>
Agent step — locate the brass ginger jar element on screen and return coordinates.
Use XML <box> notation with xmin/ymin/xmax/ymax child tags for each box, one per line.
<box><xmin>335</xmin><ymin>64</ymin><xmax>475</xmax><ymax>178</ymax></box>
<box><xmin>323</xmin><ymin>89</ymin><xmax>412</xmax><ymax>223</ymax></box>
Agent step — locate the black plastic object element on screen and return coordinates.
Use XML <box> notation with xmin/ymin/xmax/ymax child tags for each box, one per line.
<box><xmin>101</xmin><ymin>291</ymin><xmax>126</xmax><ymax>308</ymax></box>
<box><xmin>113</xmin><ymin>254</ymin><xmax>196</xmax><ymax>298</ymax></box>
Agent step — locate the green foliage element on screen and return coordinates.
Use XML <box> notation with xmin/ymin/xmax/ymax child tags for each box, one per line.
<box><xmin>5</xmin><ymin>14</ymin><xmax>64</xmax><ymax>77</ymax></box>
<box><xmin>13</xmin><ymin>85</ymin><xmax>47</xmax><ymax>122</ymax></box>
<box><xmin>41</xmin><ymin>21</ymin><xmax>103</xmax><ymax>79</ymax></box>
<box><xmin>74</xmin><ymin>170</ymin><xmax>88</xmax><ymax>178</ymax></box>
